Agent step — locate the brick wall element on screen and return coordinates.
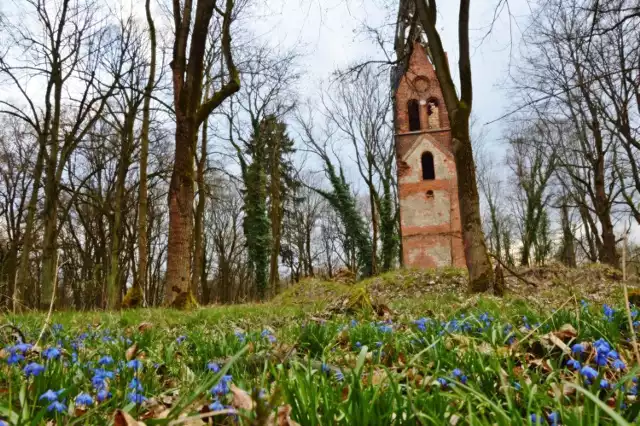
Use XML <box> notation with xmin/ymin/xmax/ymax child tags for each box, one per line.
<box><xmin>395</xmin><ymin>42</ymin><xmax>465</xmax><ymax>269</ymax></box>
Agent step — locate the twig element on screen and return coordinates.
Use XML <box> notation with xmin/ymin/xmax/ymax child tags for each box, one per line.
<box><xmin>489</xmin><ymin>253</ymin><xmax>538</xmax><ymax>287</ymax></box>
<box><xmin>621</xmin><ymin>235</ymin><xmax>640</xmax><ymax>366</ymax></box>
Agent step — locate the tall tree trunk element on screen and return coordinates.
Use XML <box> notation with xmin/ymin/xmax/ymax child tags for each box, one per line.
<box><xmin>414</xmin><ymin>0</ymin><xmax>493</xmax><ymax>292</ymax></box>
<box><xmin>107</xmin><ymin>113</ymin><xmax>134</xmax><ymax>309</ymax></box>
<box><xmin>39</xmin><ymin>59</ymin><xmax>63</xmax><ymax>310</ymax></box>
<box><xmin>14</xmin><ymin>142</ymin><xmax>45</xmax><ymax>312</ymax></box>
<box><xmin>165</xmin><ymin>118</ymin><xmax>196</xmax><ymax>307</ymax></box>
<box><xmin>133</xmin><ymin>0</ymin><xmax>157</xmax><ymax>307</ymax></box>
<box><xmin>192</xmin><ymin>120</ymin><xmax>207</xmax><ymax>300</ymax></box>
<box><xmin>561</xmin><ymin>201</ymin><xmax>576</xmax><ymax>267</ymax></box>
<box><xmin>594</xmin><ymin>152</ymin><xmax>618</xmax><ymax>268</ymax></box>
<box><xmin>452</xmin><ymin>118</ymin><xmax>493</xmax><ymax>291</ymax></box>
<box><xmin>368</xmin><ymin>181</ymin><xmax>378</xmax><ymax>275</ymax></box>
<box><xmin>268</xmin><ymin>129</ymin><xmax>282</xmax><ymax>294</ymax></box>
<box><xmin>165</xmin><ymin>0</ymin><xmax>239</xmax><ymax>308</ymax></box>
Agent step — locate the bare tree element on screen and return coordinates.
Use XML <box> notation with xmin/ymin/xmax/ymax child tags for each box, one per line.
<box><xmin>402</xmin><ymin>0</ymin><xmax>494</xmax><ymax>291</ymax></box>
<box><xmin>165</xmin><ymin>0</ymin><xmax>240</xmax><ymax>308</ymax></box>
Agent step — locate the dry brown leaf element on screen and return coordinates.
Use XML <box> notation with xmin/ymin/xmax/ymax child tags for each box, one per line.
<box><xmin>540</xmin><ymin>332</ymin><xmax>571</xmax><ymax>355</ymax></box>
<box><xmin>114</xmin><ymin>409</ymin><xmax>147</xmax><ymax>426</ymax></box>
<box><xmin>138</xmin><ymin>322</ymin><xmax>153</xmax><ymax>333</ymax></box>
<box><xmin>126</xmin><ymin>343</ymin><xmax>139</xmax><ymax>361</ymax></box>
<box><xmin>266</xmin><ymin>404</ymin><xmax>301</xmax><ymax>426</ymax></box>
<box><xmin>555</xmin><ymin>324</ymin><xmax>578</xmax><ymax>341</ymax></box>
<box><xmin>230</xmin><ymin>384</ymin><xmax>254</xmax><ymax>410</ymax></box>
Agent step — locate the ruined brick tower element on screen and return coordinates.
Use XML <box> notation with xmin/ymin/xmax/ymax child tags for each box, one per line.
<box><xmin>393</xmin><ymin>42</ymin><xmax>465</xmax><ymax>268</ymax></box>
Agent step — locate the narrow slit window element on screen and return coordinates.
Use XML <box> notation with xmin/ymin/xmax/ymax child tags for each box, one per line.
<box><xmin>408</xmin><ymin>99</ymin><xmax>421</xmax><ymax>131</ymax></box>
<box><xmin>422</xmin><ymin>152</ymin><xmax>435</xmax><ymax>180</ymax></box>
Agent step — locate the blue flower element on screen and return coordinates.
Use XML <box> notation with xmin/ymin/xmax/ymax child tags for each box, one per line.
<box><xmin>39</xmin><ymin>389</ymin><xmax>59</xmax><ymax>402</ymax></box>
<box><xmin>7</xmin><ymin>352</ymin><xmax>24</xmax><ymax>365</ymax></box>
<box><xmin>234</xmin><ymin>332</ymin><xmax>246</xmax><ymax>343</ymax></box>
<box><xmin>129</xmin><ymin>377</ymin><xmax>143</xmax><ymax>391</ymax></box>
<box><xmin>452</xmin><ymin>369</ymin><xmax>468</xmax><ymax>383</ymax></box>
<box><xmin>127</xmin><ymin>359</ymin><xmax>142</xmax><ymax>370</ymax></box>
<box><xmin>52</xmin><ymin>324</ymin><xmax>63</xmax><ymax>332</ymax></box>
<box><xmin>91</xmin><ymin>368</ymin><xmax>114</xmax><ymax>390</ymax></box>
<box><xmin>23</xmin><ymin>362</ymin><xmax>45</xmax><ymax>377</ymax></box>
<box><xmin>128</xmin><ymin>392</ymin><xmax>146</xmax><ymax>404</ymax></box>
<box><xmin>12</xmin><ymin>343</ymin><xmax>32</xmax><ymax>353</ymax></box>
<box><xmin>98</xmin><ymin>355</ymin><xmax>113</xmax><ymax>366</ymax></box>
<box><xmin>335</xmin><ymin>371</ymin><xmax>344</xmax><ymax>381</ymax></box>
<box><xmin>209</xmin><ymin>399</ymin><xmax>224</xmax><ymax>411</ymax></box>
<box><xmin>547</xmin><ymin>412</ymin><xmax>559</xmax><ymax>425</ymax></box>
<box><xmin>176</xmin><ymin>336</ymin><xmax>186</xmax><ymax>344</ymax></box>
<box><xmin>414</xmin><ymin>318</ymin><xmax>430</xmax><ymax>331</ymax></box>
<box><xmin>75</xmin><ymin>392</ymin><xmax>93</xmax><ymax>406</ymax></box>
<box><xmin>376</xmin><ymin>341</ymin><xmax>383</xmax><ymax>348</ymax></box>
<box><xmin>437</xmin><ymin>377</ymin><xmax>448</xmax><ymax>387</ymax></box>
<box><xmin>600</xmin><ymin>379</ymin><xmax>610</xmax><ymax>390</ymax></box>
<box><xmin>350</xmin><ymin>319</ymin><xmax>358</xmax><ymax>327</ymax></box>
<box><xmin>321</xmin><ymin>364</ymin><xmax>331</xmax><ymax>375</ymax></box>
<box><xmin>378</xmin><ymin>325</ymin><xmax>393</xmax><ymax>333</ymax></box>
<box><xmin>571</xmin><ymin>343</ymin><xmax>585</xmax><ymax>354</ymax></box>
<box><xmin>566</xmin><ymin>359</ymin><xmax>581</xmax><ymax>370</ymax></box>
<box><xmin>513</xmin><ymin>382</ymin><xmax>521</xmax><ymax>391</ymax></box>
<box><xmin>71</xmin><ymin>352</ymin><xmax>78</xmax><ymax>364</ymax></box>
<box><xmin>594</xmin><ymin>338</ymin><xmax>611</xmax><ymax>353</ymax></box>
<box><xmin>0</xmin><ymin>420</ymin><xmax>7</xmax><ymax>426</ymax></box>
<box><xmin>43</xmin><ymin>347</ymin><xmax>61</xmax><ymax>360</ymax></box>
<box><xmin>355</xmin><ymin>341</ymin><xmax>362</xmax><ymax>349</ymax></box>
<box><xmin>613</xmin><ymin>359</ymin><xmax>626</xmax><ymax>370</ymax></box>
<box><xmin>47</xmin><ymin>401</ymin><xmax>67</xmax><ymax>413</ymax></box>
<box><xmin>96</xmin><ymin>389</ymin><xmax>112</xmax><ymax>402</ymax></box>
<box><xmin>580</xmin><ymin>366</ymin><xmax>598</xmax><ymax>380</ymax></box>
<box><xmin>608</xmin><ymin>350</ymin><xmax>619</xmax><ymax>360</ymax></box>
<box><xmin>207</xmin><ymin>362</ymin><xmax>220</xmax><ymax>373</ymax></box>
<box><xmin>603</xmin><ymin>304</ymin><xmax>614</xmax><ymax>320</ymax></box>
<box><xmin>211</xmin><ymin>375</ymin><xmax>233</xmax><ymax>395</ymax></box>
<box><xmin>267</xmin><ymin>334</ymin><xmax>277</xmax><ymax>343</ymax></box>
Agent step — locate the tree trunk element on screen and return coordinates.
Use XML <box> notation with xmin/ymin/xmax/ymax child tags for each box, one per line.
<box><xmin>561</xmin><ymin>201</ymin><xmax>576</xmax><ymax>267</ymax></box>
<box><xmin>192</xmin><ymin>121</ymin><xmax>207</xmax><ymax>300</ymax></box>
<box><xmin>165</xmin><ymin>119</ymin><xmax>196</xmax><ymax>307</ymax></box>
<box><xmin>134</xmin><ymin>0</ymin><xmax>157</xmax><ymax>307</ymax></box>
<box><xmin>107</xmin><ymin>113</ymin><xmax>133</xmax><ymax>309</ymax></box>
<box><xmin>452</xmin><ymin>120</ymin><xmax>494</xmax><ymax>292</ymax></box>
<box><xmin>414</xmin><ymin>0</ymin><xmax>494</xmax><ymax>293</ymax></box>
<box><xmin>40</xmin><ymin>159</ymin><xmax>59</xmax><ymax>309</ymax></box>
<box><xmin>594</xmin><ymin>154</ymin><xmax>618</xmax><ymax>268</ymax></box>
<box><xmin>14</xmin><ymin>142</ymin><xmax>45</xmax><ymax>312</ymax></box>
<box><xmin>268</xmin><ymin>130</ymin><xmax>282</xmax><ymax>294</ymax></box>
<box><xmin>368</xmin><ymin>182</ymin><xmax>378</xmax><ymax>275</ymax></box>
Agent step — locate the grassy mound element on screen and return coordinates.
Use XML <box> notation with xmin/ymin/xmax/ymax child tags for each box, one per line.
<box><xmin>0</xmin><ymin>265</ymin><xmax>638</xmax><ymax>425</ymax></box>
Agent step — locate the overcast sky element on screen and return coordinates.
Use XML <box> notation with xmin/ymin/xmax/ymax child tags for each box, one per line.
<box><xmin>247</xmin><ymin>0</ymin><xmax>533</xmax><ymax>153</ymax></box>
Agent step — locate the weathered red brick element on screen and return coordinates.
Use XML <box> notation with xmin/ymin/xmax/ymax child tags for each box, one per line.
<box><xmin>395</xmin><ymin>42</ymin><xmax>465</xmax><ymax>269</ymax></box>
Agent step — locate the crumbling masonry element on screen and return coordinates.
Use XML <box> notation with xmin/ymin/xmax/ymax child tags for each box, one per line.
<box><xmin>393</xmin><ymin>42</ymin><xmax>465</xmax><ymax>268</ymax></box>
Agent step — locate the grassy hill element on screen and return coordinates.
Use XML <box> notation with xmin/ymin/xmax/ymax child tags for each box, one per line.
<box><xmin>0</xmin><ymin>265</ymin><xmax>638</xmax><ymax>425</ymax></box>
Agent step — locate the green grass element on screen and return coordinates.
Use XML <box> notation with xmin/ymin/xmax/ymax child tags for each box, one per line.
<box><xmin>1</xmin><ymin>280</ymin><xmax>639</xmax><ymax>425</ymax></box>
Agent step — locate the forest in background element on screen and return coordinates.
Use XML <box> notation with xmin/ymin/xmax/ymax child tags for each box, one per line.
<box><xmin>0</xmin><ymin>0</ymin><xmax>638</xmax><ymax>311</ymax></box>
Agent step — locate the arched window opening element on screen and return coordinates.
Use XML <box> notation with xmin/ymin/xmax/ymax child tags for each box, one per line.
<box><xmin>408</xmin><ymin>99</ymin><xmax>421</xmax><ymax>131</ymax></box>
<box><xmin>422</xmin><ymin>152</ymin><xmax>435</xmax><ymax>180</ymax></box>
<box><xmin>427</xmin><ymin>98</ymin><xmax>440</xmax><ymax>129</ymax></box>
